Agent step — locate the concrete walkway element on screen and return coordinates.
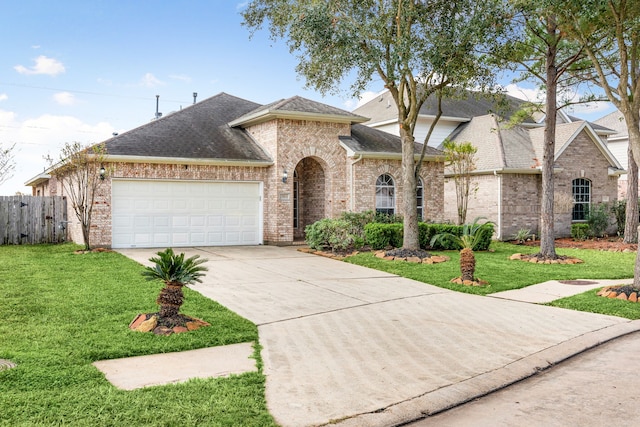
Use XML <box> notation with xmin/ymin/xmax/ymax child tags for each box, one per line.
<box><xmin>112</xmin><ymin>246</ymin><xmax>640</xmax><ymax>427</ymax></box>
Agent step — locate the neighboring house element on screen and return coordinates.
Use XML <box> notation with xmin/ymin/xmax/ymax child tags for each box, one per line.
<box><xmin>354</xmin><ymin>90</ymin><xmax>623</xmax><ymax>239</ymax></box>
<box><xmin>594</xmin><ymin>110</ymin><xmax>632</xmax><ymax>199</ymax></box>
<box><xmin>26</xmin><ymin>93</ymin><xmax>444</xmax><ymax>248</ymax></box>
<box><xmin>444</xmin><ymin>115</ymin><xmax>622</xmax><ymax>238</ymax></box>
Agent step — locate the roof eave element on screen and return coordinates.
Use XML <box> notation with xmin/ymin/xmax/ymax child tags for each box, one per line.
<box><xmin>25</xmin><ymin>173</ymin><xmax>52</xmax><ymax>187</ymax></box>
<box><xmin>229</xmin><ymin>110</ymin><xmax>369</xmax><ymax>127</ymax></box>
<box><xmin>103</xmin><ymin>155</ymin><xmax>274</xmax><ymax>167</ymax></box>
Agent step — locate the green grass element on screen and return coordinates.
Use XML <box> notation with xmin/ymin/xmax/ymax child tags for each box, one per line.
<box><xmin>548</xmin><ymin>289</ymin><xmax>640</xmax><ymax>320</ymax></box>
<box><xmin>346</xmin><ymin>242</ymin><xmax>635</xmax><ymax>295</ymax></box>
<box><xmin>0</xmin><ymin>244</ymin><xmax>277</xmax><ymax>427</ymax></box>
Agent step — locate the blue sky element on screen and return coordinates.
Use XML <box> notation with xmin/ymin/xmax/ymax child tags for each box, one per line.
<box><xmin>0</xmin><ymin>1</ymin><xmax>614</xmax><ymax>195</ymax></box>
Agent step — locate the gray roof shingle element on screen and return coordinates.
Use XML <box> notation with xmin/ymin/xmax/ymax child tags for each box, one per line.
<box><xmin>340</xmin><ymin>124</ymin><xmax>443</xmax><ymax>158</ymax></box>
<box><xmin>353</xmin><ymin>89</ymin><xmax>536</xmax><ymax>124</ymax></box>
<box><xmin>104</xmin><ymin>92</ymin><xmax>423</xmax><ymax>162</ymax></box>
<box><xmin>105</xmin><ymin>92</ymin><xmax>272</xmax><ymax>162</ymax></box>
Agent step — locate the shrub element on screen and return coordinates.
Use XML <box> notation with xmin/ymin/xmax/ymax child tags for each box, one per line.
<box><xmin>511</xmin><ymin>228</ymin><xmax>532</xmax><ymax>244</ymax></box>
<box><xmin>610</xmin><ymin>200</ymin><xmax>626</xmax><ymax>236</ymax></box>
<box><xmin>586</xmin><ymin>203</ymin><xmax>611</xmax><ymax>238</ymax></box>
<box><xmin>364</xmin><ymin>223</ymin><xmax>403</xmax><ymax>249</ymax></box>
<box><xmin>571</xmin><ymin>223</ymin><xmax>589</xmax><ymax>240</ymax></box>
<box><xmin>305</xmin><ymin>218</ymin><xmax>363</xmax><ymax>252</ymax></box>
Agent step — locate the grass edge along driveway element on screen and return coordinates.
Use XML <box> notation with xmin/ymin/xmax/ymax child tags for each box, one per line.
<box><xmin>0</xmin><ymin>244</ymin><xmax>277</xmax><ymax>427</ymax></box>
<box><xmin>346</xmin><ymin>242</ymin><xmax>640</xmax><ymax>320</ymax></box>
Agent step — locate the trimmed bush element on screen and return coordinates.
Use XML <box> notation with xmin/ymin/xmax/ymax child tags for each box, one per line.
<box><xmin>305</xmin><ymin>218</ymin><xmax>363</xmax><ymax>252</ymax></box>
<box><xmin>363</xmin><ymin>221</ymin><xmax>495</xmax><ymax>251</ymax></box>
<box><xmin>364</xmin><ymin>223</ymin><xmax>404</xmax><ymax>249</ymax></box>
<box><xmin>571</xmin><ymin>223</ymin><xmax>590</xmax><ymax>240</ymax></box>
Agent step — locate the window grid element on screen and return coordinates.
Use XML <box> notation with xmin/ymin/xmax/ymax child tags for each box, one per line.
<box><xmin>375</xmin><ymin>174</ymin><xmax>395</xmax><ymax>215</ymax></box>
<box><xmin>572</xmin><ymin>178</ymin><xmax>591</xmax><ymax>221</ymax></box>
<box><xmin>416</xmin><ymin>177</ymin><xmax>424</xmax><ymax>221</ymax></box>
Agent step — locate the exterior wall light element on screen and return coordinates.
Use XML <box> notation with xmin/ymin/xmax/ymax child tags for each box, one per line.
<box><xmin>99</xmin><ymin>165</ymin><xmax>106</xmax><ymax>180</ymax></box>
<box><xmin>282</xmin><ymin>169</ymin><xmax>288</xmax><ymax>183</ymax></box>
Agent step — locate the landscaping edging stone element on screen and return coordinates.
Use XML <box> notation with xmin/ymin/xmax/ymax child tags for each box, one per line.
<box><xmin>374</xmin><ymin>251</ymin><xmax>450</xmax><ymax>264</ymax></box>
<box><xmin>129</xmin><ymin>313</ymin><xmax>211</xmax><ymax>335</ymax></box>
<box><xmin>597</xmin><ymin>286</ymin><xmax>640</xmax><ymax>303</ymax></box>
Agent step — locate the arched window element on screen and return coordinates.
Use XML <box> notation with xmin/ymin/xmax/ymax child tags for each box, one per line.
<box><xmin>416</xmin><ymin>177</ymin><xmax>424</xmax><ymax>221</ymax></box>
<box><xmin>572</xmin><ymin>178</ymin><xmax>591</xmax><ymax>221</ymax></box>
<box><xmin>375</xmin><ymin>174</ymin><xmax>395</xmax><ymax>215</ymax></box>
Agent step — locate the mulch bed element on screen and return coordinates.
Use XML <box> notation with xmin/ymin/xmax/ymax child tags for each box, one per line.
<box><xmin>522</xmin><ymin>237</ymin><xmax>637</xmax><ymax>252</ymax></box>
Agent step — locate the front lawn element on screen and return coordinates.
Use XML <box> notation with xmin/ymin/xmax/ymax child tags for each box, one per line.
<box><xmin>549</xmin><ymin>290</ymin><xmax>640</xmax><ymax>320</ymax></box>
<box><xmin>345</xmin><ymin>242</ymin><xmax>635</xmax><ymax>295</ymax></box>
<box><xmin>0</xmin><ymin>244</ymin><xmax>276</xmax><ymax>427</ymax></box>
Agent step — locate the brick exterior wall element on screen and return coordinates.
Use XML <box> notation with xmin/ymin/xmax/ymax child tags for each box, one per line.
<box><xmin>554</xmin><ymin>130</ymin><xmax>619</xmax><ymax>236</ymax></box>
<box><xmin>39</xmin><ymin>117</ymin><xmax>445</xmax><ymax>248</ymax></box>
<box><xmin>351</xmin><ymin>158</ymin><xmax>444</xmax><ymax>222</ymax></box>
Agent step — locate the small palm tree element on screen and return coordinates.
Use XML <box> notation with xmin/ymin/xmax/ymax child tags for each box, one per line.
<box><xmin>431</xmin><ymin>217</ymin><xmax>494</xmax><ymax>283</ymax></box>
<box><xmin>141</xmin><ymin>248</ymin><xmax>208</xmax><ymax>320</ymax></box>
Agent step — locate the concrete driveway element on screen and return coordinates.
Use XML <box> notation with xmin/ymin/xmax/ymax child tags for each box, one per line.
<box><xmin>118</xmin><ymin>246</ymin><xmax>640</xmax><ymax>427</ymax></box>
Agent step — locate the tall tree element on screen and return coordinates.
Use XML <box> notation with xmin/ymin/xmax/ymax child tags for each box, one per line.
<box><xmin>0</xmin><ymin>143</ymin><xmax>16</xmax><ymax>186</ymax></box>
<box><xmin>565</xmin><ymin>0</ymin><xmax>640</xmax><ymax>281</ymax></box>
<box><xmin>495</xmin><ymin>1</ymin><xmax>590</xmax><ymax>259</ymax></box>
<box><xmin>566</xmin><ymin>0</ymin><xmax>640</xmax><ymax>244</ymax></box>
<box><xmin>48</xmin><ymin>142</ymin><xmax>108</xmax><ymax>251</ymax></box>
<box><xmin>242</xmin><ymin>0</ymin><xmax>508</xmax><ymax>249</ymax></box>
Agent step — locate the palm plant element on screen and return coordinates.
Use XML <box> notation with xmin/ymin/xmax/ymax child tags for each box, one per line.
<box><xmin>431</xmin><ymin>217</ymin><xmax>494</xmax><ymax>283</ymax></box>
<box><xmin>141</xmin><ymin>248</ymin><xmax>208</xmax><ymax>320</ymax></box>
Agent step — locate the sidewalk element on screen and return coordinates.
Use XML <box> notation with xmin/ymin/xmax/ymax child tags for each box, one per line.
<box><xmin>104</xmin><ymin>247</ymin><xmax>640</xmax><ymax>427</ymax></box>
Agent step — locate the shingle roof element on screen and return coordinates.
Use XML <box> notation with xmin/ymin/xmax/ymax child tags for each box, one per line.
<box><xmin>104</xmin><ymin>92</ymin><xmax>272</xmax><ymax>162</ymax></box>
<box><xmin>340</xmin><ymin>124</ymin><xmax>443</xmax><ymax>158</ymax></box>
<box><xmin>103</xmin><ymin>92</ymin><xmax>418</xmax><ymax>162</ymax></box>
<box><xmin>353</xmin><ymin>89</ymin><xmax>536</xmax><ymax>124</ymax></box>
<box><xmin>230</xmin><ymin>96</ymin><xmax>369</xmax><ymax>127</ymax></box>
<box><xmin>594</xmin><ymin>110</ymin><xmax>627</xmax><ymax>137</ymax></box>
<box><xmin>445</xmin><ymin>115</ymin><xmax>620</xmax><ymax>172</ymax></box>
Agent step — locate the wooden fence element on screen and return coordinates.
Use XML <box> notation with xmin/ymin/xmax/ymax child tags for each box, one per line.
<box><xmin>0</xmin><ymin>196</ymin><xmax>67</xmax><ymax>245</ymax></box>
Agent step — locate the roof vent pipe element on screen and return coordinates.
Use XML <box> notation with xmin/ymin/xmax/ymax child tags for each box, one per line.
<box><xmin>155</xmin><ymin>95</ymin><xmax>162</xmax><ymax>119</ymax></box>
<box><xmin>193</xmin><ymin>92</ymin><xmax>198</xmax><ymax>104</ymax></box>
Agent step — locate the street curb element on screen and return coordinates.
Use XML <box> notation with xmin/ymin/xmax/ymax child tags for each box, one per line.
<box><xmin>327</xmin><ymin>319</ymin><xmax>640</xmax><ymax>427</ymax></box>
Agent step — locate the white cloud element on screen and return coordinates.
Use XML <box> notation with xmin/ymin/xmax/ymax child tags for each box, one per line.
<box><xmin>504</xmin><ymin>83</ymin><xmax>613</xmax><ymax>119</ymax></box>
<box><xmin>140</xmin><ymin>73</ymin><xmax>165</xmax><ymax>87</ymax></box>
<box><xmin>0</xmin><ymin>94</ymin><xmax>7</xmax><ymax>101</ymax></box>
<box><xmin>14</xmin><ymin>55</ymin><xmax>66</xmax><ymax>76</ymax></box>
<box><xmin>0</xmin><ymin>110</ymin><xmax>115</xmax><ymax>195</ymax></box>
<box><xmin>169</xmin><ymin>74</ymin><xmax>192</xmax><ymax>83</ymax></box>
<box><xmin>503</xmin><ymin>83</ymin><xmax>544</xmax><ymax>103</ymax></box>
<box><xmin>53</xmin><ymin>92</ymin><xmax>76</xmax><ymax>106</ymax></box>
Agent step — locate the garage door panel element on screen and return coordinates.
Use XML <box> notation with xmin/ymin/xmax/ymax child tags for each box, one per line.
<box><xmin>112</xmin><ymin>180</ymin><xmax>262</xmax><ymax>248</ymax></box>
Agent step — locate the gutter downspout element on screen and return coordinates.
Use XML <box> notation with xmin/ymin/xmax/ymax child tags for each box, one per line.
<box><xmin>351</xmin><ymin>154</ymin><xmax>364</xmax><ymax>211</ymax></box>
<box><xmin>494</xmin><ymin>170</ymin><xmax>502</xmax><ymax>240</ymax></box>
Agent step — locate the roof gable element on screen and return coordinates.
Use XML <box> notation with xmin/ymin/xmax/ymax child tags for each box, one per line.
<box><xmin>229</xmin><ymin>96</ymin><xmax>368</xmax><ymax>127</ymax></box>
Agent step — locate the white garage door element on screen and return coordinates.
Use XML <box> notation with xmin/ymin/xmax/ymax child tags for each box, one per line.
<box><xmin>111</xmin><ymin>180</ymin><xmax>262</xmax><ymax>248</ymax></box>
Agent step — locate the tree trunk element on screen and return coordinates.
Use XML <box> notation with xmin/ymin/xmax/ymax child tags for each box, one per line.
<box><xmin>538</xmin><ymin>16</ymin><xmax>558</xmax><ymax>260</ymax></box>
<box><xmin>624</xmin><ymin>147</ymin><xmax>638</xmax><ymax>243</ymax></box>
<box><xmin>400</xmin><ymin>126</ymin><xmax>419</xmax><ymax>250</ymax></box>
<box><xmin>157</xmin><ymin>283</ymin><xmax>184</xmax><ymax>319</ymax></box>
<box><xmin>459</xmin><ymin>247</ymin><xmax>476</xmax><ymax>282</ymax></box>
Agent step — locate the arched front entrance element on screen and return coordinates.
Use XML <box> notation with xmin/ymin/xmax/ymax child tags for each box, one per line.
<box><xmin>293</xmin><ymin>157</ymin><xmax>326</xmax><ymax>240</ymax></box>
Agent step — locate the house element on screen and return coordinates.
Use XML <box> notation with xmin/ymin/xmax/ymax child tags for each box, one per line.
<box><xmin>594</xmin><ymin>110</ymin><xmax>633</xmax><ymax>199</ymax></box>
<box><xmin>354</xmin><ymin>90</ymin><xmax>623</xmax><ymax>239</ymax></box>
<box><xmin>27</xmin><ymin>93</ymin><xmax>444</xmax><ymax>248</ymax></box>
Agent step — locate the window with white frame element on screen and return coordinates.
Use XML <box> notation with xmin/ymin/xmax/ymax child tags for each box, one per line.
<box><xmin>416</xmin><ymin>177</ymin><xmax>424</xmax><ymax>220</ymax></box>
<box><xmin>375</xmin><ymin>174</ymin><xmax>395</xmax><ymax>215</ymax></box>
<box><xmin>572</xmin><ymin>178</ymin><xmax>591</xmax><ymax>221</ymax></box>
